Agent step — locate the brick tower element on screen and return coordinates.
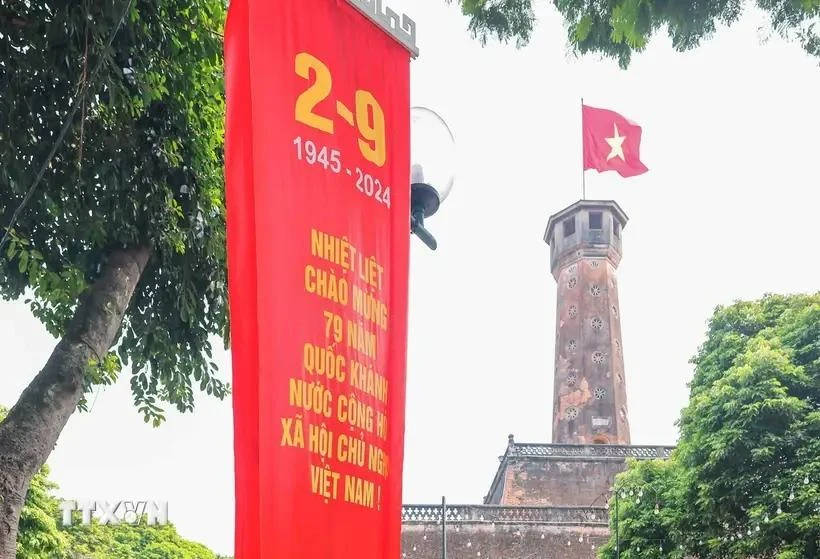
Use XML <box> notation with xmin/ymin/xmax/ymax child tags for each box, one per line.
<box><xmin>400</xmin><ymin>199</ymin><xmax>676</xmax><ymax>559</ymax></box>
<box><xmin>543</xmin><ymin>200</ymin><xmax>630</xmax><ymax>445</ymax></box>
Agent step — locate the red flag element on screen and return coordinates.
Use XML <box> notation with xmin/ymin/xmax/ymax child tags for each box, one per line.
<box><xmin>582</xmin><ymin>105</ymin><xmax>648</xmax><ymax>178</ymax></box>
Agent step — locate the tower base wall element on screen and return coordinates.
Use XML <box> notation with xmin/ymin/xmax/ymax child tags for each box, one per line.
<box><xmin>497</xmin><ymin>456</ymin><xmax>627</xmax><ymax>506</ymax></box>
<box><xmin>482</xmin><ymin>441</ymin><xmax>674</xmax><ymax>506</ymax></box>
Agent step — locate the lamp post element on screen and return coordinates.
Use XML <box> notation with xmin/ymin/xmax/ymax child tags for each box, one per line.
<box><xmin>410</xmin><ymin>106</ymin><xmax>453</xmax><ymax>558</ymax></box>
<box><xmin>441</xmin><ymin>496</ymin><xmax>447</xmax><ymax>559</ymax></box>
<box><xmin>606</xmin><ymin>484</ymin><xmax>663</xmax><ymax>559</ymax></box>
<box><xmin>410</xmin><ymin>106</ymin><xmax>455</xmax><ymax>250</ymax></box>
<box><xmin>614</xmin><ymin>490</ymin><xmax>619</xmax><ymax>559</ymax></box>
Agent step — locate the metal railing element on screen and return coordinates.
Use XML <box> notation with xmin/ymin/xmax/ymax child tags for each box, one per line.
<box><xmin>507</xmin><ymin>443</ymin><xmax>674</xmax><ymax>460</ymax></box>
<box><xmin>401</xmin><ymin>504</ymin><xmax>608</xmax><ymax>525</ymax></box>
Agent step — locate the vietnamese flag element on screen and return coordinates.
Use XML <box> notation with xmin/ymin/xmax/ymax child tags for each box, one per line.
<box><xmin>582</xmin><ymin>104</ymin><xmax>648</xmax><ymax>178</ymax></box>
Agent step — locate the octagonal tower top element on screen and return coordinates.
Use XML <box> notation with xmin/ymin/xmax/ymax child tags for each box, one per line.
<box><xmin>544</xmin><ymin>200</ymin><xmax>629</xmax><ymax>280</ymax></box>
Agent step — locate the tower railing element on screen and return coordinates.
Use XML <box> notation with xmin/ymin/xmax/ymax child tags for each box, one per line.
<box><xmin>506</xmin><ymin>443</ymin><xmax>675</xmax><ymax>460</ymax></box>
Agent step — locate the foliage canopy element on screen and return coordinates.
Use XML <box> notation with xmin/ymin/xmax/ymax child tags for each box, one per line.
<box><xmin>453</xmin><ymin>0</ymin><xmax>820</xmax><ymax>67</ymax></box>
<box><xmin>63</xmin><ymin>520</ymin><xmax>229</xmax><ymax>559</ymax></box>
<box><xmin>0</xmin><ymin>0</ymin><xmax>229</xmax><ymax>422</ymax></box>
<box><xmin>2</xmin><ymin>405</ymin><xmax>228</xmax><ymax>559</ymax></box>
<box><xmin>601</xmin><ymin>293</ymin><xmax>820</xmax><ymax>558</ymax></box>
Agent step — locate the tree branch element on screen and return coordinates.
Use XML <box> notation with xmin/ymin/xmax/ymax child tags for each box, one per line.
<box><xmin>0</xmin><ymin>8</ymin><xmax>31</xmax><ymax>28</ymax></box>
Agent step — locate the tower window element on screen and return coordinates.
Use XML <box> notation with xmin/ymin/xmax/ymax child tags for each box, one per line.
<box><xmin>589</xmin><ymin>212</ymin><xmax>603</xmax><ymax>230</ymax></box>
<box><xmin>563</xmin><ymin>217</ymin><xmax>576</xmax><ymax>237</ymax></box>
<box><xmin>613</xmin><ymin>219</ymin><xmax>621</xmax><ymax>238</ymax></box>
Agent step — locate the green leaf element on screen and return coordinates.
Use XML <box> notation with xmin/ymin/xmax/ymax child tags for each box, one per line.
<box><xmin>573</xmin><ymin>14</ymin><xmax>593</xmax><ymax>42</ymax></box>
<box><xmin>18</xmin><ymin>251</ymin><xmax>29</xmax><ymax>274</ymax></box>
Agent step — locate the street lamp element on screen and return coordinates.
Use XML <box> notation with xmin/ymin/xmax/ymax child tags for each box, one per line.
<box><xmin>604</xmin><ymin>484</ymin><xmax>663</xmax><ymax>559</ymax></box>
<box><xmin>410</xmin><ymin>106</ymin><xmax>455</xmax><ymax>251</ymax></box>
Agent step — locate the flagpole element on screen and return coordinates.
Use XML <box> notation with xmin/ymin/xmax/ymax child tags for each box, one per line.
<box><xmin>580</xmin><ymin>97</ymin><xmax>586</xmax><ymax>200</ymax></box>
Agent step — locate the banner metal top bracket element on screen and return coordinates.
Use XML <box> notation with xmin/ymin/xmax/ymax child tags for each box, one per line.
<box><xmin>345</xmin><ymin>0</ymin><xmax>419</xmax><ymax>58</ymax></box>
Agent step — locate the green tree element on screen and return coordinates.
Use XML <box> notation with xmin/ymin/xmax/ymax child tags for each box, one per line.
<box><xmin>453</xmin><ymin>0</ymin><xmax>820</xmax><ymax>67</ymax></box>
<box><xmin>0</xmin><ymin>407</ymin><xmax>70</xmax><ymax>559</ymax></box>
<box><xmin>16</xmin><ymin>464</ymin><xmax>70</xmax><ymax>559</ymax></box>
<box><xmin>601</xmin><ymin>293</ymin><xmax>820</xmax><ymax>558</ymax></box>
<box><xmin>598</xmin><ymin>458</ymin><xmax>685</xmax><ymax>559</ymax></box>
<box><xmin>0</xmin><ymin>0</ymin><xmax>228</xmax><ymax>555</ymax></box>
<box><xmin>2</xmin><ymin>405</ymin><xmax>232</xmax><ymax>559</ymax></box>
<box><xmin>64</xmin><ymin>520</ymin><xmax>225</xmax><ymax>559</ymax></box>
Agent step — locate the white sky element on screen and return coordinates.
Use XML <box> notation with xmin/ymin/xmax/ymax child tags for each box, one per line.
<box><xmin>1</xmin><ymin>1</ymin><xmax>819</xmax><ymax>555</ymax></box>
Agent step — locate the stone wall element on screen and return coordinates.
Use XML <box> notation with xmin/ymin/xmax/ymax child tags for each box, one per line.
<box><xmin>402</xmin><ymin>521</ymin><xmax>609</xmax><ymax>559</ymax></box>
<box><xmin>498</xmin><ymin>457</ymin><xmax>627</xmax><ymax>506</ymax></box>
<box><xmin>483</xmin><ymin>441</ymin><xmax>675</xmax><ymax>506</ymax></box>
<box><xmin>402</xmin><ymin>505</ymin><xmax>609</xmax><ymax>559</ymax></box>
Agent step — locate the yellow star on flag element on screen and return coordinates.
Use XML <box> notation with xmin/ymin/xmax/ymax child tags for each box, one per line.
<box><xmin>605</xmin><ymin>123</ymin><xmax>626</xmax><ymax>161</ymax></box>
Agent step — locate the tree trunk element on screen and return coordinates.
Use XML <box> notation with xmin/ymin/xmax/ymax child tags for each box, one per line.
<box><xmin>0</xmin><ymin>245</ymin><xmax>151</xmax><ymax>558</ymax></box>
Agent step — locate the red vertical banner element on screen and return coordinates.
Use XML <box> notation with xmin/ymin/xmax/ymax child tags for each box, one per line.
<box><xmin>225</xmin><ymin>1</ymin><xmax>414</xmax><ymax>558</ymax></box>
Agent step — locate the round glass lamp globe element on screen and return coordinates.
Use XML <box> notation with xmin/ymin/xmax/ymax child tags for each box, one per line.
<box><xmin>410</xmin><ymin>106</ymin><xmax>455</xmax><ymax>204</ymax></box>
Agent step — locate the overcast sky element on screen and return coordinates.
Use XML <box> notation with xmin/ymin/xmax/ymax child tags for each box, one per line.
<box><xmin>1</xmin><ymin>0</ymin><xmax>819</xmax><ymax>555</ymax></box>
